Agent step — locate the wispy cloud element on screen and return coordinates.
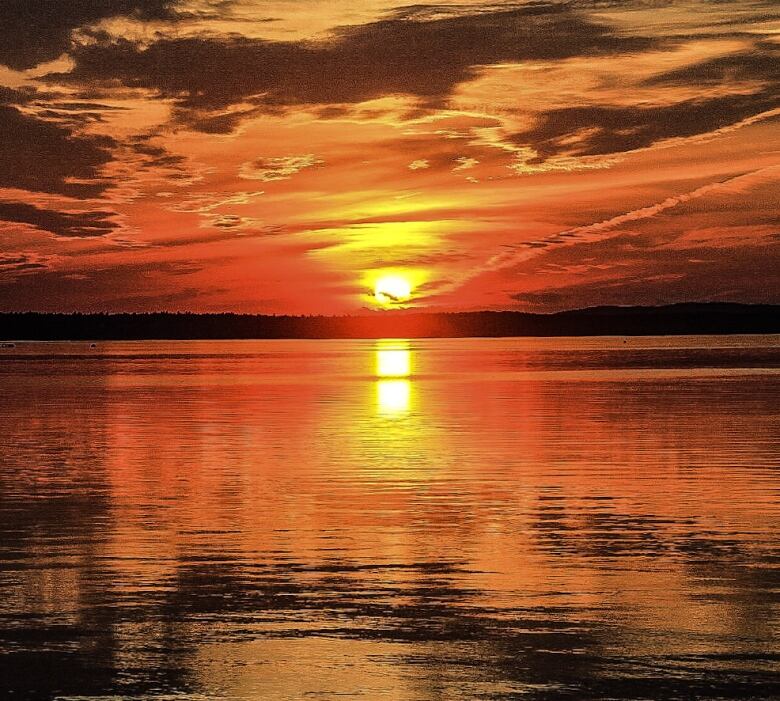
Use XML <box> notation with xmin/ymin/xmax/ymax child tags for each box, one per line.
<box><xmin>239</xmin><ymin>155</ymin><xmax>322</xmax><ymax>182</ymax></box>
<box><xmin>445</xmin><ymin>166</ymin><xmax>780</xmax><ymax>293</ymax></box>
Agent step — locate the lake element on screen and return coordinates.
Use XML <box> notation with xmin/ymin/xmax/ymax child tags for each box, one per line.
<box><xmin>1</xmin><ymin>336</ymin><xmax>778</xmax><ymax>700</ymax></box>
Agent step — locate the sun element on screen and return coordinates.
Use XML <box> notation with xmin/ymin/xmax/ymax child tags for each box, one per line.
<box><xmin>374</xmin><ymin>275</ymin><xmax>412</xmax><ymax>305</ymax></box>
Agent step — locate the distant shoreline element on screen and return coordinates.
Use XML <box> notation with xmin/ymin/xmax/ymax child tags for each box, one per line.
<box><xmin>1</xmin><ymin>304</ymin><xmax>778</xmax><ymax>340</ymax></box>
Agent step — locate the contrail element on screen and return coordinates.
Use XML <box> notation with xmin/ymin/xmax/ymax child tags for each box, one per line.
<box><xmin>440</xmin><ymin>165</ymin><xmax>779</xmax><ymax>295</ymax></box>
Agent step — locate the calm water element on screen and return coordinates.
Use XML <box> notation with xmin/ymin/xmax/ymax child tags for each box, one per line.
<box><xmin>1</xmin><ymin>337</ymin><xmax>778</xmax><ymax>700</ymax></box>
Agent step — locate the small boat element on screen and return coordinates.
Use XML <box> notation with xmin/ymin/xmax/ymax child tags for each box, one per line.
<box><xmin>0</xmin><ymin>342</ymin><xmax>16</xmax><ymax>348</ymax></box>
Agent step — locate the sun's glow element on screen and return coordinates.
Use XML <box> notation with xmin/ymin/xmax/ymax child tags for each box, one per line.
<box><xmin>374</xmin><ymin>275</ymin><xmax>412</xmax><ymax>305</ymax></box>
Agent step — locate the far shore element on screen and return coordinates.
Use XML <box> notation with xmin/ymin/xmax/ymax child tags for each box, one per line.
<box><xmin>0</xmin><ymin>303</ymin><xmax>778</xmax><ymax>340</ymax></box>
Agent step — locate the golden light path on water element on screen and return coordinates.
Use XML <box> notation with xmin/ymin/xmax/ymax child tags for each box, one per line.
<box><xmin>376</xmin><ymin>340</ymin><xmax>412</xmax><ymax>416</ymax></box>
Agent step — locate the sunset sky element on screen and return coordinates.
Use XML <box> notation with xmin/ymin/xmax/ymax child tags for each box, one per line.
<box><xmin>0</xmin><ymin>0</ymin><xmax>777</xmax><ymax>313</ymax></box>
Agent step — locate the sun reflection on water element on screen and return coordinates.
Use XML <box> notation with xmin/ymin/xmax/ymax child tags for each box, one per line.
<box><xmin>376</xmin><ymin>379</ymin><xmax>411</xmax><ymax>415</ymax></box>
<box><xmin>375</xmin><ymin>340</ymin><xmax>411</xmax><ymax>415</ymax></box>
<box><xmin>376</xmin><ymin>343</ymin><xmax>411</xmax><ymax>378</ymax></box>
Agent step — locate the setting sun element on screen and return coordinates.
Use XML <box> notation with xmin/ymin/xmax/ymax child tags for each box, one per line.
<box><xmin>374</xmin><ymin>275</ymin><xmax>413</xmax><ymax>305</ymax></box>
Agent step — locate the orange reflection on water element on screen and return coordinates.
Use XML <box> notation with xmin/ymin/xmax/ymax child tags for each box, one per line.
<box><xmin>1</xmin><ymin>338</ymin><xmax>778</xmax><ymax>699</ymax></box>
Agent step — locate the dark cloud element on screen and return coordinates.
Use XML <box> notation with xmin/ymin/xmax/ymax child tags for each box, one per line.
<box><xmin>510</xmin><ymin>290</ymin><xmax>567</xmax><ymax>305</ymax></box>
<box><xmin>51</xmin><ymin>5</ymin><xmax>660</xmax><ymax>129</ymax></box>
<box><xmin>513</xmin><ymin>41</ymin><xmax>779</xmax><ymax>160</ymax></box>
<box><xmin>47</xmin><ymin>101</ymin><xmax>128</xmax><ymax>111</ymax></box>
<box><xmin>0</xmin><ymin>254</ymin><xmax>50</xmax><ymax>275</ymax></box>
<box><xmin>0</xmin><ymin>104</ymin><xmax>115</xmax><ymax>198</ymax></box>
<box><xmin>173</xmin><ymin>106</ymin><xmax>264</xmax><ymax>134</ymax></box>
<box><xmin>0</xmin><ymin>260</ymin><xmax>216</xmax><ymax>312</ymax></box>
<box><xmin>32</xmin><ymin>101</ymin><xmax>130</xmax><ymax>127</ymax></box>
<box><xmin>0</xmin><ymin>0</ymin><xmax>181</xmax><ymax>70</ymax></box>
<box><xmin>644</xmin><ymin>43</ymin><xmax>779</xmax><ymax>87</ymax></box>
<box><xmin>0</xmin><ymin>91</ymin><xmax>185</xmax><ymax>198</ymax></box>
<box><xmin>0</xmin><ymin>201</ymin><xmax>120</xmax><ymax>238</ymax></box>
<box><xmin>508</xmin><ymin>244</ymin><xmax>780</xmax><ymax>309</ymax></box>
<box><xmin>512</xmin><ymin>90</ymin><xmax>778</xmax><ymax>160</ymax></box>
<box><xmin>0</xmin><ymin>85</ymin><xmax>40</xmax><ymax>104</ymax></box>
<box><xmin>208</xmin><ymin>214</ymin><xmax>256</xmax><ymax>229</ymax></box>
<box><xmin>127</xmin><ymin>137</ymin><xmax>187</xmax><ymax>168</ymax></box>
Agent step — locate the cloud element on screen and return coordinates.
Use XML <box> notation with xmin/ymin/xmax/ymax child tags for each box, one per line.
<box><xmin>644</xmin><ymin>43</ymin><xmax>779</xmax><ymax>88</ymax></box>
<box><xmin>51</xmin><ymin>4</ymin><xmax>660</xmax><ymax>129</ymax></box>
<box><xmin>239</xmin><ymin>155</ymin><xmax>322</xmax><ymax>182</ymax></box>
<box><xmin>447</xmin><ymin>166</ymin><xmax>780</xmax><ymax>292</ymax></box>
<box><xmin>173</xmin><ymin>106</ymin><xmax>264</xmax><ymax>134</ymax></box>
<box><xmin>166</xmin><ymin>190</ymin><xmax>263</xmax><ymax>213</ymax></box>
<box><xmin>0</xmin><ymin>0</ymin><xmax>181</xmax><ymax>70</ymax></box>
<box><xmin>511</xmin><ymin>93</ymin><xmax>779</xmax><ymax>161</ymax></box>
<box><xmin>453</xmin><ymin>156</ymin><xmax>479</xmax><ymax>171</ymax></box>
<box><xmin>0</xmin><ymin>103</ymin><xmax>115</xmax><ymax>198</ymax></box>
<box><xmin>408</xmin><ymin>159</ymin><xmax>431</xmax><ymax>171</ymax></box>
<box><xmin>204</xmin><ymin>214</ymin><xmax>260</xmax><ymax>229</ymax></box>
<box><xmin>507</xmin><ymin>233</ymin><xmax>780</xmax><ymax>310</ymax></box>
<box><xmin>0</xmin><ymin>253</ymin><xmax>54</xmax><ymax>276</ymax></box>
<box><xmin>509</xmin><ymin>290</ymin><xmax>567</xmax><ymax>306</ymax></box>
<box><xmin>0</xmin><ymin>259</ymin><xmax>219</xmax><ymax>312</ymax></box>
<box><xmin>0</xmin><ymin>86</ymin><xmax>190</xmax><ymax>203</ymax></box>
<box><xmin>0</xmin><ymin>201</ymin><xmax>121</xmax><ymax>237</ymax></box>
<box><xmin>512</xmin><ymin>41</ymin><xmax>779</xmax><ymax>161</ymax></box>
<box><xmin>0</xmin><ymin>85</ymin><xmax>40</xmax><ymax>105</ymax></box>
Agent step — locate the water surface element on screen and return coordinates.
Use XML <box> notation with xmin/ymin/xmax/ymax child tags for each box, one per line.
<box><xmin>1</xmin><ymin>336</ymin><xmax>778</xmax><ymax>699</ymax></box>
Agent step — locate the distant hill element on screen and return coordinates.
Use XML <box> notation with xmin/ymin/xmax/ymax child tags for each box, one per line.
<box><xmin>0</xmin><ymin>304</ymin><xmax>778</xmax><ymax>340</ymax></box>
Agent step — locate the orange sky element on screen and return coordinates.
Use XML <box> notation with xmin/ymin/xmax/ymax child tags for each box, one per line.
<box><xmin>0</xmin><ymin>0</ymin><xmax>778</xmax><ymax>313</ymax></box>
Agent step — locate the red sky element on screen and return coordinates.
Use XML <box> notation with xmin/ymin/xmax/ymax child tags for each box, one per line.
<box><xmin>0</xmin><ymin>0</ymin><xmax>778</xmax><ymax>313</ymax></box>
